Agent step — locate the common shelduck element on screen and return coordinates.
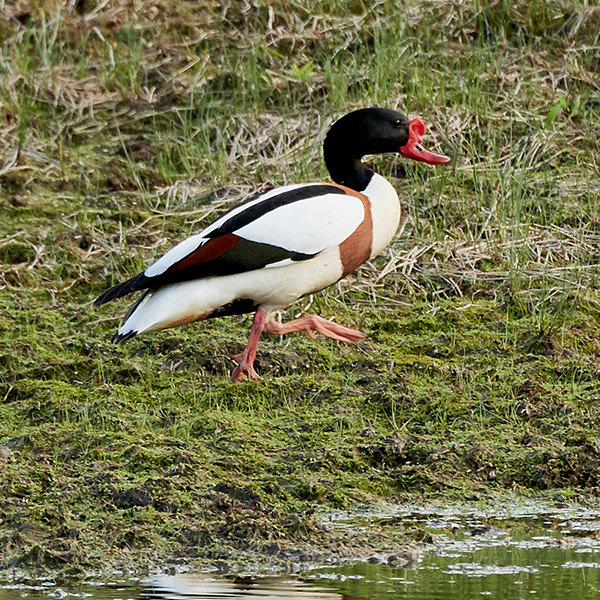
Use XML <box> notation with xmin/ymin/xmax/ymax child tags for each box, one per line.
<box><xmin>95</xmin><ymin>108</ymin><xmax>450</xmax><ymax>380</ymax></box>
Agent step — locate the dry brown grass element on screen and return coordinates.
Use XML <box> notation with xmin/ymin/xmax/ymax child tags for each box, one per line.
<box><xmin>1</xmin><ymin>0</ymin><xmax>599</xmax><ymax>303</ymax></box>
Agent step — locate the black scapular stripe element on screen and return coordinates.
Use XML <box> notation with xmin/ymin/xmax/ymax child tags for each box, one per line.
<box><xmin>206</xmin><ymin>184</ymin><xmax>347</xmax><ymax>239</ymax></box>
<box><xmin>145</xmin><ymin>238</ymin><xmax>315</xmax><ymax>284</ymax></box>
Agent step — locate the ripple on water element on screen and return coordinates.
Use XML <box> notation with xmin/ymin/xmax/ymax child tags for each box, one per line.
<box><xmin>443</xmin><ymin>563</ymin><xmax>540</xmax><ymax>577</ymax></box>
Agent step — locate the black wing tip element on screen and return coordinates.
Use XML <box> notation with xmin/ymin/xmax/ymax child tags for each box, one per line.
<box><xmin>112</xmin><ymin>330</ymin><xmax>138</xmax><ymax>344</ymax></box>
<box><xmin>94</xmin><ymin>289</ymin><xmax>116</xmax><ymax>307</ymax></box>
<box><xmin>94</xmin><ymin>272</ymin><xmax>151</xmax><ymax>306</ymax></box>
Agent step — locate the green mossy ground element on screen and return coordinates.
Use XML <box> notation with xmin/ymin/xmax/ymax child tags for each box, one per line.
<box><xmin>1</xmin><ymin>0</ymin><xmax>600</xmax><ymax>572</ymax></box>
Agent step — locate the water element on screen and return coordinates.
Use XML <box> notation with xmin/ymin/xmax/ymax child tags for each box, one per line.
<box><xmin>3</xmin><ymin>501</ymin><xmax>600</xmax><ymax>600</ymax></box>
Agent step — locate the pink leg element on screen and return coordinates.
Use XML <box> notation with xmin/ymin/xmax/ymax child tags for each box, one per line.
<box><xmin>232</xmin><ymin>311</ymin><xmax>364</xmax><ymax>381</ymax></box>
<box><xmin>264</xmin><ymin>314</ymin><xmax>364</xmax><ymax>344</ymax></box>
<box><xmin>232</xmin><ymin>309</ymin><xmax>269</xmax><ymax>381</ymax></box>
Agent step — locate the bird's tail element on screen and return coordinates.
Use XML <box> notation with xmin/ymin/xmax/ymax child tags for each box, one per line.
<box><xmin>110</xmin><ymin>280</ymin><xmax>216</xmax><ymax>343</ymax></box>
<box><xmin>111</xmin><ymin>290</ymin><xmax>152</xmax><ymax>343</ymax></box>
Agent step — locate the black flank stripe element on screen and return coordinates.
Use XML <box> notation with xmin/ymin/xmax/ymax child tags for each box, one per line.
<box><xmin>207</xmin><ymin>184</ymin><xmax>348</xmax><ymax>239</ymax></box>
<box><xmin>208</xmin><ymin>298</ymin><xmax>259</xmax><ymax>319</ymax></box>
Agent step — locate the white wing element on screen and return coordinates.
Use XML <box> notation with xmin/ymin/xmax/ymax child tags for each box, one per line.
<box><xmin>235</xmin><ymin>194</ymin><xmax>364</xmax><ymax>254</ymax></box>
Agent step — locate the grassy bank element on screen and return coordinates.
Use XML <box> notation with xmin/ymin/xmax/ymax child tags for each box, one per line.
<box><xmin>1</xmin><ymin>0</ymin><xmax>600</xmax><ymax>571</ymax></box>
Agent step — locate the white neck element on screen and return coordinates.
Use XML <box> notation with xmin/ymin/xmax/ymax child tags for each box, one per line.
<box><xmin>363</xmin><ymin>173</ymin><xmax>401</xmax><ymax>257</ymax></box>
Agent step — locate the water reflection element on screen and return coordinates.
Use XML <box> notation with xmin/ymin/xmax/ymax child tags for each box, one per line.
<box><xmin>142</xmin><ymin>574</ymin><xmax>340</xmax><ymax>600</ymax></box>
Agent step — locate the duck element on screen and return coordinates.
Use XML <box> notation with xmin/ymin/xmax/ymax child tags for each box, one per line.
<box><xmin>95</xmin><ymin>107</ymin><xmax>450</xmax><ymax>381</ymax></box>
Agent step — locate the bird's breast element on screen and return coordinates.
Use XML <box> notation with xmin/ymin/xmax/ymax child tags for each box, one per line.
<box><xmin>363</xmin><ymin>173</ymin><xmax>402</xmax><ymax>257</ymax></box>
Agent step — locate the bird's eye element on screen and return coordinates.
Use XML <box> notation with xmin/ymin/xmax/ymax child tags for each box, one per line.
<box><xmin>393</xmin><ymin>119</ymin><xmax>402</xmax><ymax>128</ymax></box>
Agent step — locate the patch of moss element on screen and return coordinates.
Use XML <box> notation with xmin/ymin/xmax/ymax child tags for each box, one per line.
<box><xmin>1</xmin><ymin>0</ymin><xmax>600</xmax><ymax>572</ymax></box>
